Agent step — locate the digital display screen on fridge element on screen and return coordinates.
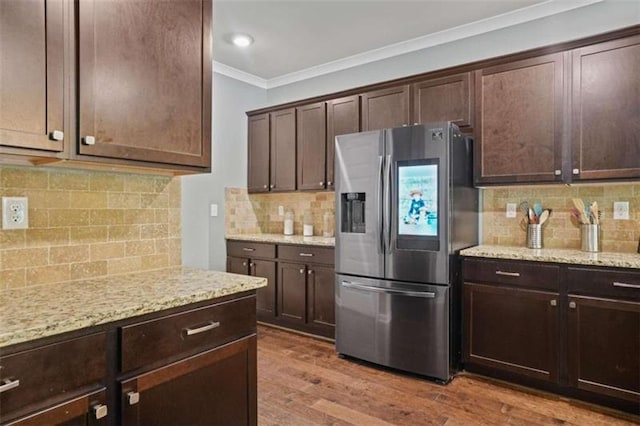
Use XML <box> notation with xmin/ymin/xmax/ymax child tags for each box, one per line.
<box><xmin>398</xmin><ymin>161</ymin><xmax>438</xmax><ymax>237</ymax></box>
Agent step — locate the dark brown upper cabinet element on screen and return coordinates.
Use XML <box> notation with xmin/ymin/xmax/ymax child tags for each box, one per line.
<box><xmin>247</xmin><ymin>113</ymin><xmax>270</xmax><ymax>193</ymax></box>
<box><xmin>326</xmin><ymin>95</ymin><xmax>360</xmax><ymax>190</ymax></box>
<box><xmin>269</xmin><ymin>108</ymin><xmax>296</xmax><ymax>191</ymax></box>
<box><xmin>571</xmin><ymin>35</ymin><xmax>640</xmax><ymax>181</ymax></box>
<box><xmin>361</xmin><ymin>85</ymin><xmax>410</xmax><ymax>131</ymax></box>
<box><xmin>475</xmin><ymin>53</ymin><xmax>565</xmax><ymax>185</ymax></box>
<box><xmin>0</xmin><ymin>0</ymin><xmax>64</xmax><ymax>153</ymax></box>
<box><xmin>77</xmin><ymin>0</ymin><xmax>211</xmax><ymax>168</ymax></box>
<box><xmin>297</xmin><ymin>102</ymin><xmax>327</xmax><ymax>191</ymax></box>
<box><xmin>412</xmin><ymin>72</ymin><xmax>473</xmax><ymax>129</ymax></box>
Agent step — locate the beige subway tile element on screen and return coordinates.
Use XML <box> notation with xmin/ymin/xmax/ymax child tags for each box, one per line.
<box><xmin>49</xmin><ymin>209</ymin><xmax>90</xmax><ymax>227</ymax></box>
<box><xmin>26</xmin><ymin>264</ymin><xmax>70</xmax><ymax>285</ymax></box>
<box><xmin>155</xmin><ymin>238</ymin><xmax>169</xmax><ymax>254</ymax></box>
<box><xmin>1</xmin><ymin>168</ymin><xmax>48</xmax><ymax>189</ymax></box>
<box><xmin>126</xmin><ymin>240</ymin><xmax>155</xmax><ymax>256</ymax></box>
<box><xmin>90</xmin><ymin>173</ymin><xmax>125</xmax><ymax>192</ymax></box>
<box><xmin>141</xmin><ymin>193</ymin><xmax>168</xmax><ymax>208</ymax></box>
<box><xmin>70</xmin><ymin>226</ymin><xmax>109</xmax><ymax>243</ymax></box>
<box><xmin>27</xmin><ymin>190</ymin><xmax>70</xmax><ymax>209</ymax></box>
<box><xmin>168</xmin><ymin>238</ymin><xmax>181</xmax><ymax>266</ymax></box>
<box><xmin>108</xmin><ymin>256</ymin><xmax>142</xmax><ymax>275</ymax></box>
<box><xmin>108</xmin><ymin>193</ymin><xmax>141</xmax><ymax>209</ymax></box>
<box><xmin>90</xmin><ymin>242</ymin><xmax>125</xmax><ymax>260</ymax></box>
<box><xmin>141</xmin><ymin>254</ymin><xmax>168</xmax><ymax>270</ymax></box>
<box><xmin>29</xmin><ymin>209</ymin><xmax>50</xmax><ymax>228</ymax></box>
<box><xmin>169</xmin><ymin>187</ymin><xmax>181</xmax><ymax>208</ymax></box>
<box><xmin>1</xmin><ymin>269</ymin><xmax>26</xmax><ymax>289</ymax></box>
<box><xmin>0</xmin><ymin>229</ymin><xmax>26</xmax><ymax>249</ymax></box>
<box><xmin>49</xmin><ymin>245</ymin><xmax>90</xmax><ymax>264</ymax></box>
<box><xmin>123</xmin><ymin>209</ymin><xmax>156</xmax><ymax>224</ymax></box>
<box><xmin>70</xmin><ymin>191</ymin><xmax>108</xmax><ymax>209</ymax></box>
<box><xmin>108</xmin><ymin>225</ymin><xmax>140</xmax><ymax>241</ymax></box>
<box><xmin>125</xmin><ymin>175</ymin><xmax>157</xmax><ymax>193</ymax></box>
<box><xmin>70</xmin><ymin>261</ymin><xmax>108</xmax><ymax>280</ymax></box>
<box><xmin>154</xmin><ymin>209</ymin><xmax>168</xmax><ymax>224</ymax></box>
<box><xmin>49</xmin><ymin>171</ymin><xmax>90</xmax><ymax>190</ymax></box>
<box><xmin>26</xmin><ymin>228</ymin><xmax>69</xmax><ymax>247</ymax></box>
<box><xmin>154</xmin><ymin>177</ymin><xmax>172</xmax><ymax>193</ymax></box>
<box><xmin>602</xmin><ymin>241</ymin><xmax>636</xmax><ymax>253</ymax></box>
<box><xmin>90</xmin><ymin>209</ymin><xmax>124</xmax><ymax>225</ymax></box>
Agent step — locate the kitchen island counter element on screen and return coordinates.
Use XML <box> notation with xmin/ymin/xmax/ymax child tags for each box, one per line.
<box><xmin>461</xmin><ymin>245</ymin><xmax>640</xmax><ymax>269</ymax></box>
<box><xmin>226</xmin><ymin>233</ymin><xmax>335</xmax><ymax>247</ymax></box>
<box><xmin>0</xmin><ymin>267</ymin><xmax>266</xmax><ymax>348</ymax></box>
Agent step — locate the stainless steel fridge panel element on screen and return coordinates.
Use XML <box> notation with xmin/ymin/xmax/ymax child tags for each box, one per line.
<box><xmin>335</xmin><ymin>131</ymin><xmax>385</xmax><ymax>279</ymax></box>
<box><xmin>335</xmin><ymin>274</ymin><xmax>450</xmax><ymax>381</ymax></box>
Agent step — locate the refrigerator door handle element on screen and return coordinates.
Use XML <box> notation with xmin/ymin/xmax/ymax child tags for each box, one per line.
<box><xmin>341</xmin><ymin>280</ymin><xmax>436</xmax><ymax>298</ymax></box>
<box><xmin>377</xmin><ymin>155</ymin><xmax>384</xmax><ymax>254</ymax></box>
<box><xmin>385</xmin><ymin>154</ymin><xmax>392</xmax><ymax>252</ymax></box>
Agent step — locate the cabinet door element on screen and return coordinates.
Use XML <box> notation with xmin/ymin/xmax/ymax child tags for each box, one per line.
<box><xmin>8</xmin><ymin>389</ymin><xmax>108</xmax><ymax>426</ymax></box>
<box><xmin>571</xmin><ymin>35</ymin><xmax>640</xmax><ymax>180</ymax></box>
<box><xmin>278</xmin><ymin>262</ymin><xmax>306</xmax><ymax>323</ymax></box>
<box><xmin>0</xmin><ymin>0</ymin><xmax>64</xmax><ymax>152</ymax></box>
<box><xmin>247</xmin><ymin>113</ymin><xmax>270</xmax><ymax>193</ymax></box>
<box><xmin>250</xmin><ymin>259</ymin><xmax>276</xmax><ymax>321</ymax></box>
<box><xmin>463</xmin><ymin>283</ymin><xmax>560</xmax><ymax>383</ymax></box>
<box><xmin>269</xmin><ymin>109</ymin><xmax>296</xmax><ymax>191</ymax></box>
<box><xmin>306</xmin><ymin>265</ymin><xmax>335</xmax><ymax>337</ymax></box>
<box><xmin>475</xmin><ymin>53</ymin><xmax>565</xmax><ymax>184</ymax></box>
<box><xmin>227</xmin><ymin>256</ymin><xmax>250</xmax><ymax>275</ymax></box>
<box><xmin>77</xmin><ymin>0</ymin><xmax>211</xmax><ymax>167</ymax></box>
<box><xmin>326</xmin><ymin>95</ymin><xmax>360</xmax><ymax>190</ymax></box>
<box><xmin>121</xmin><ymin>336</ymin><xmax>257</xmax><ymax>426</ymax></box>
<box><xmin>297</xmin><ymin>102</ymin><xmax>327</xmax><ymax>191</ymax></box>
<box><xmin>412</xmin><ymin>72</ymin><xmax>473</xmax><ymax>128</ymax></box>
<box><xmin>567</xmin><ymin>295</ymin><xmax>640</xmax><ymax>402</ymax></box>
<box><xmin>361</xmin><ymin>85</ymin><xmax>410</xmax><ymax>131</ymax></box>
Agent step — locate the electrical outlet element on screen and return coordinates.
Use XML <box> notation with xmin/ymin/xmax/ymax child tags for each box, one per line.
<box><xmin>506</xmin><ymin>203</ymin><xmax>517</xmax><ymax>218</ymax></box>
<box><xmin>2</xmin><ymin>197</ymin><xmax>29</xmax><ymax>230</ymax></box>
<box><xmin>613</xmin><ymin>201</ymin><xmax>629</xmax><ymax>220</ymax></box>
<box><xmin>278</xmin><ymin>205</ymin><xmax>284</xmax><ymax>216</ymax></box>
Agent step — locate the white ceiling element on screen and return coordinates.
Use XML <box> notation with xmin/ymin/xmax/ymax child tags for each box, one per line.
<box><xmin>212</xmin><ymin>0</ymin><xmax>602</xmax><ymax>88</ymax></box>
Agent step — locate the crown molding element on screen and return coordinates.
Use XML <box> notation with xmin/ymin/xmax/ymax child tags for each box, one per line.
<box><xmin>215</xmin><ymin>0</ymin><xmax>603</xmax><ymax>90</ymax></box>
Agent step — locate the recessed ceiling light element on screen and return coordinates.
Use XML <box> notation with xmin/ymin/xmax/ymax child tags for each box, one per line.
<box><xmin>231</xmin><ymin>34</ymin><xmax>253</xmax><ymax>48</ymax></box>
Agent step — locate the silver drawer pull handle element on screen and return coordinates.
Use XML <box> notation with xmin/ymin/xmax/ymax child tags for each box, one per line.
<box><xmin>242</xmin><ymin>247</ymin><xmax>255</xmax><ymax>252</ymax></box>
<box><xmin>496</xmin><ymin>271</ymin><xmax>520</xmax><ymax>277</ymax></box>
<box><xmin>185</xmin><ymin>321</ymin><xmax>220</xmax><ymax>336</ymax></box>
<box><xmin>50</xmin><ymin>130</ymin><xmax>64</xmax><ymax>141</ymax></box>
<box><xmin>127</xmin><ymin>391</ymin><xmax>140</xmax><ymax>406</ymax></box>
<box><xmin>342</xmin><ymin>281</ymin><xmax>436</xmax><ymax>298</ymax></box>
<box><xmin>612</xmin><ymin>282</ymin><xmax>640</xmax><ymax>289</ymax></box>
<box><xmin>83</xmin><ymin>135</ymin><xmax>96</xmax><ymax>145</ymax></box>
<box><xmin>299</xmin><ymin>253</ymin><xmax>314</xmax><ymax>257</ymax></box>
<box><xmin>93</xmin><ymin>404</ymin><xmax>108</xmax><ymax>420</ymax></box>
<box><xmin>569</xmin><ymin>301</ymin><xmax>577</xmax><ymax>309</ymax></box>
<box><xmin>0</xmin><ymin>379</ymin><xmax>20</xmax><ymax>393</ymax></box>
<box><xmin>550</xmin><ymin>299</ymin><xmax>557</xmax><ymax>307</ymax></box>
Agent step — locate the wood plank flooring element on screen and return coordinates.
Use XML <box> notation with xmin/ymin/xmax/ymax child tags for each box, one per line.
<box><xmin>257</xmin><ymin>325</ymin><xmax>638</xmax><ymax>426</ymax></box>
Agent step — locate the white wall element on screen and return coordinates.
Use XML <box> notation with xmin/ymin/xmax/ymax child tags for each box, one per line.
<box><xmin>182</xmin><ymin>73</ymin><xmax>266</xmax><ymax>270</ymax></box>
<box><xmin>183</xmin><ymin>0</ymin><xmax>638</xmax><ymax>270</ymax></box>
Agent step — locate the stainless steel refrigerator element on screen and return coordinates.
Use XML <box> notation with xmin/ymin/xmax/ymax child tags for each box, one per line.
<box><xmin>335</xmin><ymin>122</ymin><xmax>478</xmax><ymax>382</ymax></box>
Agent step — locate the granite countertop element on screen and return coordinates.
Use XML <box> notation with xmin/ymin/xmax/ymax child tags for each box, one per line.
<box><xmin>460</xmin><ymin>245</ymin><xmax>640</xmax><ymax>269</ymax></box>
<box><xmin>0</xmin><ymin>267</ymin><xmax>267</xmax><ymax>348</ymax></box>
<box><xmin>226</xmin><ymin>233</ymin><xmax>335</xmax><ymax>247</ymax></box>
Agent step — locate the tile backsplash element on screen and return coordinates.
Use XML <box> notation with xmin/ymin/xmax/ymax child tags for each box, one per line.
<box><xmin>0</xmin><ymin>167</ymin><xmax>181</xmax><ymax>289</ymax></box>
<box><xmin>482</xmin><ymin>183</ymin><xmax>639</xmax><ymax>253</ymax></box>
<box><xmin>225</xmin><ymin>188</ymin><xmax>334</xmax><ymax>236</ymax></box>
<box><xmin>226</xmin><ymin>183</ymin><xmax>639</xmax><ymax>253</ymax></box>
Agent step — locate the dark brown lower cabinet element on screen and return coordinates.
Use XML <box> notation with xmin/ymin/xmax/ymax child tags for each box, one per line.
<box><xmin>463</xmin><ymin>283</ymin><xmax>559</xmax><ymax>383</ymax></box>
<box><xmin>121</xmin><ymin>336</ymin><xmax>256</xmax><ymax>426</ymax></box>
<box><xmin>226</xmin><ymin>255</ymin><xmax>276</xmax><ymax>322</ymax></box>
<box><xmin>567</xmin><ymin>295</ymin><xmax>640</xmax><ymax>403</ymax></box>
<box><xmin>307</xmin><ymin>265</ymin><xmax>335</xmax><ymax>333</ymax></box>
<box><xmin>278</xmin><ymin>262</ymin><xmax>307</xmax><ymax>323</ymax></box>
<box><xmin>6</xmin><ymin>389</ymin><xmax>107</xmax><ymax>426</ymax></box>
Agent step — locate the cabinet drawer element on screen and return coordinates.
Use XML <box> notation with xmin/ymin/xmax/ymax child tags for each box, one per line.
<box><xmin>567</xmin><ymin>267</ymin><xmax>640</xmax><ymax>301</ymax></box>
<box><xmin>463</xmin><ymin>258</ymin><xmax>559</xmax><ymax>291</ymax></box>
<box><xmin>227</xmin><ymin>241</ymin><xmax>276</xmax><ymax>259</ymax></box>
<box><xmin>0</xmin><ymin>333</ymin><xmax>106</xmax><ymax>420</ymax></box>
<box><xmin>121</xmin><ymin>296</ymin><xmax>256</xmax><ymax>373</ymax></box>
<box><xmin>278</xmin><ymin>245</ymin><xmax>334</xmax><ymax>265</ymax></box>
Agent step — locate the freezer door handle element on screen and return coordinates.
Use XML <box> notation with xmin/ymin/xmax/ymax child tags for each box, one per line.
<box><xmin>384</xmin><ymin>154</ymin><xmax>392</xmax><ymax>252</ymax></box>
<box><xmin>341</xmin><ymin>280</ymin><xmax>436</xmax><ymax>298</ymax></box>
<box><xmin>378</xmin><ymin>155</ymin><xmax>384</xmax><ymax>254</ymax></box>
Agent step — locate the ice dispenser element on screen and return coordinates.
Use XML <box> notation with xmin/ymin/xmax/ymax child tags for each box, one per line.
<box><xmin>341</xmin><ymin>192</ymin><xmax>366</xmax><ymax>233</ymax></box>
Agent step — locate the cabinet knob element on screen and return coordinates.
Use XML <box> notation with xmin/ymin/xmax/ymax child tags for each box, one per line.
<box><xmin>83</xmin><ymin>135</ymin><xmax>96</xmax><ymax>145</ymax></box>
<box><xmin>327</xmin><ymin>181</ymin><xmax>333</xmax><ymax>186</ymax></box>
<box><xmin>50</xmin><ymin>130</ymin><xmax>64</xmax><ymax>141</ymax></box>
<box><xmin>249</xmin><ymin>262</ymin><xmax>254</xmax><ymax>268</ymax></box>
<box><xmin>299</xmin><ymin>268</ymin><xmax>305</xmax><ymax>274</ymax></box>
<box><xmin>270</xmin><ymin>184</ymin><xmax>275</xmax><ymax>189</ymax></box>
<box><xmin>93</xmin><ymin>404</ymin><xmax>108</xmax><ymax>419</ymax></box>
<box><xmin>550</xmin><ymin>299</ymin><xmax>557</xmax><ymax>307</ymax></box>
<box><xmin>308</xmin><ymin>270</ymin><xmax>313</xmax><ymax>275</ymax></box>
<box><xmin>127</xmin><ymin>391</ymin><xmax>140</xmax><ymax>405</ymax></box>
<box><xmin>263</xmin><ymin>184</ymin><xmax>268</xmax><ymax>189</ymax></box>
<box><xmin>242</xmin><ymin>262</ymin><xmax>247</xmax><ymax>266</ymax></box>
<box><xmin>319</xmin><ymin>181</ymin><xmax>324</xmax><ymax>186</ymax></box>
<box><xmin>569</xmin><ymin>301</ymin><xmax>577</xmax><ymax>309</ymax></box>
<box><xmin>572</xmin><ymin>168</ymin><xmax>580</xmax><ymax>175</ymax></box>
<box><xmin>554</xmin><ymin>170</ymin><xmax>561</xmax><ymax>176</ymax></box>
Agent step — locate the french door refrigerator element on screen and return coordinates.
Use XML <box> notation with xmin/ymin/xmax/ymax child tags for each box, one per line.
<box><xmin>335</xmin><ymin>122</ymin><xmax>478</xmax><ymax>382</ymax></box>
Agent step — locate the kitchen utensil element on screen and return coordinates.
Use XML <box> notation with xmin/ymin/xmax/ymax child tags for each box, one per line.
<box><xmin>539</xmin><ymin>209</ymin><xmax>550</xmax><ymax>225</ymax></box>
<box><xmin>529</xmin><ymin>208</ymin><xmax>536</xmax><ymax>224</ymax></box>
<box><xmin>590</xmin><ymin>201</ymin><xmax>599</xmax><ymax>225</ymax></box>
<box><xmin>518</xmin><ymin>201</ymin><xmax>529</xmax><ymax>218</ymax></box>
<box><xmin>571</xmin><ymin>198</ymin><xmax>589</xmax><ymax>224</ymax></box>
<box><xmin>533</xmin><ymin>203</ymin><xmax>543</xmax><ymax>217</ymax></box>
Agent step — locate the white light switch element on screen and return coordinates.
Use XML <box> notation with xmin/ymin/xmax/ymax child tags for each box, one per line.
<box><xmin>613</xmin><ymin>201</ymin><xmax>629</xmax><ymax>220</ymax></box>
<box><xmin>506</xmin><ymin>203</ymin><xmax>517</xmax><ymax>218</ymax></box>
<box><xmin>278</xmin><ymin>205</ymin><xmax>284</xmax><ymax>216</ymax></box>
<box><xmin>210</xmin><ymin>203</ymin><xmax>218</xmax><ymax>217</ymax></box>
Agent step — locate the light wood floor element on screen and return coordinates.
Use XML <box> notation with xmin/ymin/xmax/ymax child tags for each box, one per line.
<box><xmin>257</xmin><ymin>325</ymin><xmax>638</xmax><ymax>426</ymax></box>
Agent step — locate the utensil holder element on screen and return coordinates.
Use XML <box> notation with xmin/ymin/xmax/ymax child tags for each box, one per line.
<box><xmin>580</xmin><ymin>224</ymin><xmax>601</xmax><ymax>252</ymax></box>
<box><xmin>527</xmin><ymin>224</ymin><xmax>542</xmax><ymax>249</ymax></box>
